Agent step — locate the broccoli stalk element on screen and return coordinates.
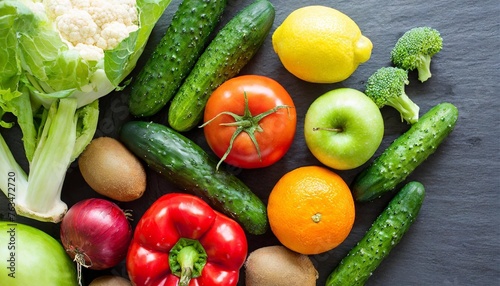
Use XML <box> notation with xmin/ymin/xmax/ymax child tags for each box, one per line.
<box><xmin>412</xmin><ymin>53</ymin><xmax>433</xmax><ymax>83</ymax></box>
<box><xmin>365</xmin><ymin>67</ymin><xmax>420</xmax><ymax>124</ymax></box>
<box><xmin>391</xmin><ymin>26</ymin><xmax>443</xmax><ymax>82</ymax></box>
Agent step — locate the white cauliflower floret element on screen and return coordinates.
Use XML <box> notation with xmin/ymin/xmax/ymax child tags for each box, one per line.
<box><xmin>70</xmin><ymin>0</ymin><xmax>90</xmax><ymax>10</ymax></box>
<box><xmin>56</xmin><ymin>9</ymin><xmax>98</xmax><ymax>46</ymax></box>
<box><xmin>96</xmin><ymin>22</ymin><xmax>130</xmax><ymax>50</ymax></box>
<box><xmin>86</xmin><ymin>1</ymin><xmax>138</xmax><ymax>28</ymax></box>
<box><xmin>26</xmin><ymin>2</ymin><xmax>47</xmax><ymax>18</ymax></box>
<box><xmin>44</xmin><ymin>0</ymin><xmax>139</xmax><ymax>58</ymax></box>
<box><xmin>86</xmin><ymin>2</ymin><xmax>120</xmax><ymax>27</ymax></box>
<box><xmin>45</xmin><ymin>0</ymin><xmax>72</xmax><ymax>19</ymax></box>
<box><xmin>74</xmin><ymin>43</ymin><xmax>104</xmax><ymax>61</ymax></box>
<box><xmin>119</xmin><ymin>0</ymin><xmax>137</xmax><ymax>7</ymax></box>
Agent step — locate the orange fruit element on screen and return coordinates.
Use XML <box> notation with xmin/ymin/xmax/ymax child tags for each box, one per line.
<box><xmin>267</xmin><ymin>165</ymin><xmax>355</xmax><ymax>255</ymax></box>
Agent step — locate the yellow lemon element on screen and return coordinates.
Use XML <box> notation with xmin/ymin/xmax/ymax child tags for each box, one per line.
<box><xmin>272</xmin><ymin>6</ymin><xmax>373</xmax><ymax>83</ymax></box>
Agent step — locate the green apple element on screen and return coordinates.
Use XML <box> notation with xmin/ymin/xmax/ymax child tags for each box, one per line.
<box><xmin>304</xmin><ymin>88</ymin><xmax>384</xmax><ymax>170</ymax></box>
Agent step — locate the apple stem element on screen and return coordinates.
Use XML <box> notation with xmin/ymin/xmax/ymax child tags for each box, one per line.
<box><xmin>312</xmin><ymin>127</ymin><xmax>343</xmax><ymax>132</ymax></box>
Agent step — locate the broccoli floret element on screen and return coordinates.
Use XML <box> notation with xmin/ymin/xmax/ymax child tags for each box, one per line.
<box><xmin>365</xmin><ymin>67</ymin><xmax>420</xmax><ymax>124</ymax></box>
<box><xmin>391</xmin><ymin>26</ymin><xmax>443</xmax><ymax>82</ymax></box>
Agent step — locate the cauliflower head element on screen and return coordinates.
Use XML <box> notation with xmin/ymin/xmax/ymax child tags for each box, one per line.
<box><xmin>1</xmin><ymin>0</ymin><xmax>172</xmax><ymax>108</ymax></box>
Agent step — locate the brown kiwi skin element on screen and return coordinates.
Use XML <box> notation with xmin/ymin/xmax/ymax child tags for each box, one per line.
<box><xmin>78</xmin><ymin>137</ymin><xmax>146</xmax><ymax>202</ymax></box>
<box><xmin>89</xmin><ymin>275</ymin><xmax>132</xmax><ymax>286</ymax></box>
<box><xmin>245</xmin><ymin>245</ymin><xmax>318</xmax><ymax>286</ymax></box>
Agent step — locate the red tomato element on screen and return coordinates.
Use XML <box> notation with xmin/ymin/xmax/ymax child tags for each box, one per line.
<box><xmin>202</xmin><ymin>75</ymin><xmax>297</xmax><ymax>169</ymax></box>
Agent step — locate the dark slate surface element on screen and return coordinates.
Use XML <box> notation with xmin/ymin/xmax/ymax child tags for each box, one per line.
<box><xmin>1</xmin><ymin>0</ymin><xmax>499</xmax><ymax>285</ymax></box>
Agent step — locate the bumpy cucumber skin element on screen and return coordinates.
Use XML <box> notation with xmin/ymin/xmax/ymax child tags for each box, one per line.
<box><xmin>352</xmin><ymin>102</ymin><xmax>458</xmax><ymax>202</ymax></box>
<box><xmin>129</xmin><ymin>0</ymin><xmax>227</xmax><ymax>117</ymax></box>
<box><xmin>168</xmin><ymin>0</ymin><xmax>275</xmax><ymax>132</ymax></box>
<box><xmin>326</xmin><ymin>181</ymin><xmax>425</xmax><ymax>286</ymax></box>
<box><xmin>119</xmin><ymin>120</ymin><xmax>268</xmax><ymax>235</ymax></box>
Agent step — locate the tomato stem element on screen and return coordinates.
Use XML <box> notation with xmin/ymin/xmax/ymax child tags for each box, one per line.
<box><xmin>200</xmin><ymin>91</ymin><xmax>292</xmax><ymax>170</ymax></box>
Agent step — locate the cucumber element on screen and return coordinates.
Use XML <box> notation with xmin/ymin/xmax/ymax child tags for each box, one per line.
<box><xmin>129</xmin><ymin>0</ymin><xmax>227</xmax><ymax>117</ymax></box>
<box><xmin>352</xmin><ymin>102</ymin><xmax>458</xmax><ymax>202</ymax></box>
<box><xmin>119</xmin><ymin>120</ymin><xmax>268</xmax><ymax>235</ymax></box>
<box><xmin>326</xmin><ymin>181</ymin><xmax>425</xmax><ymax>286</ymax></box>
<box><xmin>167</xmin><ymin>0</ymin><xmax>275</xmax><ymax>131</ymax></box>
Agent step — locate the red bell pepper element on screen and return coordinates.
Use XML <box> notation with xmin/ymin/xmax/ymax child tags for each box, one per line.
<box><xmin>126</xmin><ymin>193</ymin><xmax>248</xmax><ymax>286</ymax></box>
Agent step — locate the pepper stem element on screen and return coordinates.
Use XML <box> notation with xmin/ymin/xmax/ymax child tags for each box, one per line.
<box><xmin>200</xmin><ymin>91</ymin><xmax>292</xmax><ymax>170</ymax></box>
<box><xmin>178</xmin><ymin>246</ymin><xmax>197</xmax><ymax>286</ymax></box>
<box><xmin>169</xmin><ymin>238</ymin><xmax>207</xmax><ymax>286</ymax></box>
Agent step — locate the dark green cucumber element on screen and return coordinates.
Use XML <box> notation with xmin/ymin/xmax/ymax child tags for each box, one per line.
<box><xmin>326</xmin><ymin>181</ymin><xmax>426</xmax><ymax>286</ymax></box>
<box><xmin>352</xmin><ymin>102</ymin><xmax>458</xmax><ymax>202</ymax></box>
<box><xmin>129</xmin><ymin>0</ymin><xmax>227</xmax><ymax>117</ymax></box>
<box><xmin>119</xmin><ymin>120</ymin><xmax>268</xmax><ymax>235</ymax></box>
<box><xmin>167</xmin><ymin>0</ymin><xmax>275</xmax><ymax>131</ymax></box>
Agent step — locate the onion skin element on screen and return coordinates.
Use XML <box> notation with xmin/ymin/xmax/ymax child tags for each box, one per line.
<box><xmin>60</xmin><ymin>198</ymin><xmax>132</xmax><ymax>270</ymax></box>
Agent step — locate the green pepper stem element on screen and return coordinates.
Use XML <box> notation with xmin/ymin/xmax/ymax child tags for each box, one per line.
<box><xmin>169</xmin><ymin>238</ymin><xmax>208</xmax><ymax>285</ymax></box>
<box><xmin>178</xmin><ymin>246</ymin><xmax>198</xmax><ymax>286</ymax></box>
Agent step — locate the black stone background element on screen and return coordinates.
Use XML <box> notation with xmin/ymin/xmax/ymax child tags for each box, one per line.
<box><xmin>0</xmin><ymin>0</ymin><xmax>499</xmax><ymax>285</ymax></box>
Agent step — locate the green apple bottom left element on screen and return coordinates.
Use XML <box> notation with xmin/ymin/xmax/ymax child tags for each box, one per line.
<box><xmin>0</xmin><ymin>221</ymin><xmax>77</xmax><ymax>286</ymax></box>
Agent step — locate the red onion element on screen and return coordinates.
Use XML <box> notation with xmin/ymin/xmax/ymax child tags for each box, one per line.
<box><xmin>60</xmin><ymin>198</ymin><xmax>132</xmax><ymax>284</ymax></box>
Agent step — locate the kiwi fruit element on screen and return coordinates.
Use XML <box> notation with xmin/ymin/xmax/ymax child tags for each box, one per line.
<box><xmin>245</xmin><ymin>245</ymin><xmax>318</xmax><ymax>286</ymax></box>
<box><xmin>79</xmin><ymin>137</ymin><xmax>146</xmax><ymax>202</ymax></box>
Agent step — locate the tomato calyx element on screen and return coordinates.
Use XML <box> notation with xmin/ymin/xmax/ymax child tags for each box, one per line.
<box><xmin>201</xmin><ymin>92</ymin><xmax>291</xmax><ymax>170</ymax></box>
